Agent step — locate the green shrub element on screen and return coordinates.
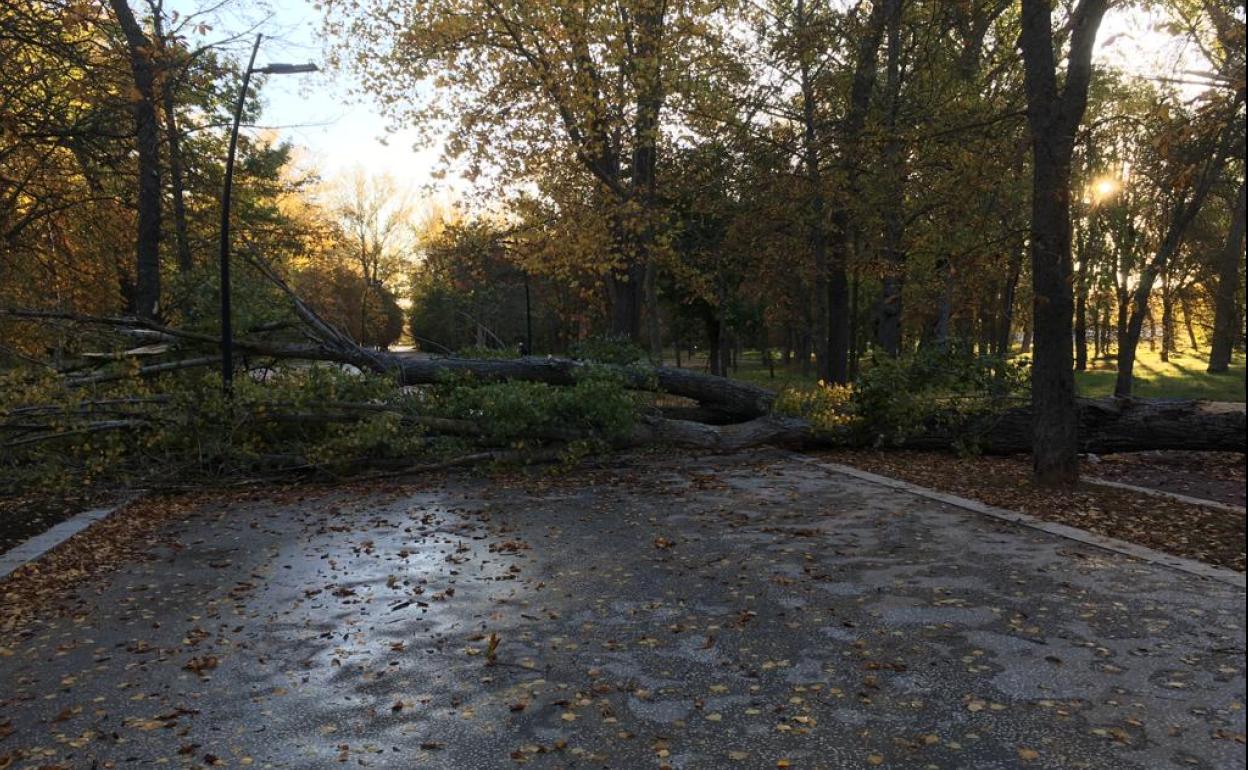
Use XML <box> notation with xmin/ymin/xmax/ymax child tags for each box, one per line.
<box><xmin>850</xmin><ymin>343</ymin><xmax>1029</xmax><ymax>450</ymax></box>
<box><xmin>568</xmin><ymin>335</ymin><xmax>649</xmax><ymax>366</ymax></box>
<box><xmin>427</xmin><ymin>365</ymin><xmax>638</xmax><ymax>443</ymax></box>
<box><xmin>773</xmin><ymin>381</ymin><xmax>854</xmax><ymax>433</ymax></box>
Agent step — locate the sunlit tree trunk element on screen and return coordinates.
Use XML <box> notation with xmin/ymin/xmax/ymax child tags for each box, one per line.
<box><xmin>1209</xmin><ymin>179</ymin><xmax>1246</xmax><ymax>372</ymax></box>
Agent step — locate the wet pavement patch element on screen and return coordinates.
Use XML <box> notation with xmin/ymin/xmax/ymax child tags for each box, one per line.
<box><xmin>0</xmin><ymin>450</ymin><xmax>1244</xmax><ymax>769</ymax></box>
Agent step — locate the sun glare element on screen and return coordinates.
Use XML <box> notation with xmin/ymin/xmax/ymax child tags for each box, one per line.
<box><xmin>1092</xmin><ymin>176</ymin><xmax>1120</xmax><ymax>203</ymax></box>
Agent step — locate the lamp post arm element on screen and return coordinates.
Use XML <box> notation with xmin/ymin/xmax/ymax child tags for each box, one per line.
<box><xmin>219</xmin><ymin>33</ymin><xmax>262</xmax><ymax>394</ymax></box>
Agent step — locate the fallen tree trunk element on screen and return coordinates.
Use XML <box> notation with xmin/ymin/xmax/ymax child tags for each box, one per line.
<box><xmin>387</xmin><ymin>354</ymin><xmax>774</xmax><ymax>419</ymax></box>
<box><xmin>848</xmin><ymin>397</ymin><xmax>1246</xmax><ymax>454</ymax></box>
<box><xmin>7</xmin><ymin>272</ymin><xmax>1243</xmax><ymax>455</ymax></box>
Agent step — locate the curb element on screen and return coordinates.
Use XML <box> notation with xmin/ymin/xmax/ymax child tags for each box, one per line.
<box><xmin>789</xmin><ymin>454</ymin><xmax>1246</xmax><ymax>590</ymax></box>
<box><xmin>0</xmin><ymin>496</ymin><xmax>138</xmax><ymax>581</ymax></box>
<box><xmin>1083</xmin><ymin>476</ymin><xmax>1247</xmax><ymax>514</ymax></box>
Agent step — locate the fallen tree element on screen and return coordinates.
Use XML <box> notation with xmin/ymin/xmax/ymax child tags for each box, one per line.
<box><xmin>2</xmin><ymin>253</ymin><xmax>1244</xmax><ymax>479</ymax></box>
<box><xmin>847</xmin><ymin>397</ymin><xmax>1246</xmax><ymax>454</ymax></box>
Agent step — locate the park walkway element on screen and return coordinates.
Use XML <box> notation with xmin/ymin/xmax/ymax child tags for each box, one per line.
<box><xmin>1</xmin><ymin>450</ymin><xmax>1243</xmax><ymax>769</ymax></box>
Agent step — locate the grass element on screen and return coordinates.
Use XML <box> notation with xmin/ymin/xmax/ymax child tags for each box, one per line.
<box><xmin>665</xmin><ymin>347</ymin><xmax>1247</xmax><ymax>402</ymax></box>
<box><xmin>1073</xmin><ymin>348</ymin><xmax>1245</xmax><ymax>401</ymax></box>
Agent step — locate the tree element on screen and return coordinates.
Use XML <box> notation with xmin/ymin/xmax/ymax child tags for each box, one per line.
<box><xmin>1113</xmin><ymin>92</ymin><xmax>1241</xmax><ymax>395</ymax></box>
<box><xmin>328</xmin><ymin>169</ymin><xmax>414</xmax><ymax>341</ymax></box>
<box><xmin>1208</xmin><ymin>179</ymin><xmax>1247</xmax><ymax>372</ymax></box>
<box><xmin>324</xmin><ymin>0</ymin><xmax>726</xmax><ymax>343</ymax></box>
<box><xmin>107</xmin><ymin>0</ymin><xmax>163</xmax><ymax>318</ymax></box>
<box><xmin>1018</xmin><ymin>0</ymin><xmax>1109</xmax><ymax>486</ymax></box>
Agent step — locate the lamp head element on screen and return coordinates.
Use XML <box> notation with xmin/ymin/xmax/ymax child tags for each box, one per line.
<box><xmin>254</xmin><ymin>62</ymin><xmax>318</xmax><ymax>75</ymax></box>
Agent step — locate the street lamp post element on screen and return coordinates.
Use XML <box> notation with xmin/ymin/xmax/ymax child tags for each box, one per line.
<box><xmin>219</xmin><ymin>33</ymin><xmax>317</xmax><ymax>393</ymax></box>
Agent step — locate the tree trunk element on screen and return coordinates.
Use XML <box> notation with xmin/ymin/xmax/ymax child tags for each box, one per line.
<box><xmin>1181</xmin><ymin>292</ymin><xmax>1199</xmax><ymax>350</ymax></box>
<box><xmin>109</xmin><ymin>0</ymin><xmax>162</xmax><ymax>318</ymax></box>
<box><xmin>152</xmin><ymin>11</ymin><xmax>192</xmax><ymax>275</ymax></box>
<box><xmin>886</xmin><ymin>398</ymin><xmax>1246</xmax><ymax>454</ymax></box>
<box><xmin>1092</xmin><ymin>299</ymin><xmax>1103</xmax><ymax>359</ymax></box>
<box><xmin>1209</xmin><ymin>179</ymin><xmax>1246</xmax><ymax>372</ymax></box>
<box><xmin>1019</xmin><ymin>0</ymin><xmax>1108</xmax><ymax>485</ymax></box>
<box><xmin>1075</xmin><ymin>252</ymin><xmax>1089</xmax><ymax>370</ymax></box>
<box><xmin>875</xmin><ymin>0</ymin><xmax>906</xmax><ymax>358</ymax></box>
<box><xmin>623</xmin><ymin>0</ymin><xmax>665</xmax><ymax>345</ymax></box>
<box><xmin>826</xmin><ymin>0</ymin><xmax>888</xmax><ymax>383</ymax></box>
<box><xmin>848</xmin><ymin>267</ymin><xmax>862</xmax><ymax>378</ymax></box>
<box><xmin>798</xmin><ymin>6</ymin><xmax>831</xmax><ymax>383</ymax></box>
<box><xmin>1160</xmin><ymin>272</ymin><xmax>1175</xmax><ymax>362</ymax></box>
<box><xmin>644</xmin><ymin>261</ymin><xmax>662</xmax><ymax>362</ymax></box>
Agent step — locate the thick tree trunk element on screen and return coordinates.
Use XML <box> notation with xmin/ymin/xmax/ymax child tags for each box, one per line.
<box><xmin>825</xmin><ymin>0</ymin><xmax>887</xmax><ymax>383</ymax></box>
<box><xmin>608</xmin><ymin>265</ymin><xmax>645</xmax><ymax>341</ymax></box>
<box><xmin>1027</xmin><ymin>151</ymin><xmax>1080</xmax><ymax>484</ymax></box>
<box><xmin>827</xmin><ymin>256</ymin><xmax>851</xmax><ymax>383</ymax></box>
<box><xmin>885</xmin><ymin>398</ymin><xmax>1246</xmax><ymax>454</ymax></box>
<box><xmin>1019</xmin><ymin>0</ymin><xmax>1108</xmax><ymax>485</ymax></box>
<box><xmin>152</xmin><ymin>12</ymin><xmax>192</xmax><ymax>275</ymax></box>
<box><xmin>875</xmin><ymin>0</ymin><xmax>906</xmax><ymax>358</ymax></box>
<box><xmin>1209</xmin><ymin>179</ymin><xmax>1246</xmax><ymax>372</ymax></box>
<box><xmin>109</xmin><ymin>0</ymin><xmax>162</xmax><ymax>318</ymax></box>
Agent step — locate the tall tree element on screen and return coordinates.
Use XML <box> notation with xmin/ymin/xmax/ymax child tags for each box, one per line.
<box><xmin>1113</xmin><ymin>96</ymin><xmax>1240</xmax><ymax>395</ymax></box>
<box><xmin>107</xmin><ymin>0</ymin><xmax>162</xmax><ymax>318</ymax></box>
<box><xmin>826</xmin><ymin>0</ymin><xmax>888</xmax><ymax>382</ymax></box>
<box><xmin>324</xmin><ymin>0</ymin><xmax>723</xmax><ymax>343</ymax></box>
<box><xmin>1018</xmin><ymin>0</ymin><xmax>1109</xmax><ymax>485</ymax></box>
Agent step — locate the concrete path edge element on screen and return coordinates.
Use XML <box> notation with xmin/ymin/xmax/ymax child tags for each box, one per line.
<box><xmin>1082</xmin><ymin>476</ymin><xmax>1247</xmax><ymax>513</ymax></box>
<box><xmin>0</xmin><ymin>496</ymin><xmax>138</xmax><ymax>580</ymax></box>
<box><xmin>790</xmin><ymin>453</ymin><xmax>1247</xmax><ymax>590</ymax></box>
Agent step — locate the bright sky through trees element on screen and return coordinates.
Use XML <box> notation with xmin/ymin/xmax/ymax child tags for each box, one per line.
<box><xmin>169</xmin><ymin>0</ymin><xmax>1204</xmax><ymax>197</ymax></box>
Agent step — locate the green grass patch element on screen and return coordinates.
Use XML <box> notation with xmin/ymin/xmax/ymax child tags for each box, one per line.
<box><xmin>1074</xmin><ymin>349</ymin><xmax>1245</xmax><ymax>401</ymax></box>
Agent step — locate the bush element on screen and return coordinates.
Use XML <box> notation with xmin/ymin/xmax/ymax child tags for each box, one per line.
<box><xmin>427</xmin><ymin>365</ymin><xmax>638</xmax><ymax>443</ymax></box>
<box><xmin>568</xmin><ymin>335</ymin><xmax>649</xmax><ymax>366</ymax></box>
<box><xmin>774</xmin><ymin>381</ymin><xmax>854</xmax><ymax>433</ymax></box>
<box><xmin>850</xmin><ymin>344</ymin><xmax>1029</xmax><ymax>450</ymax></box>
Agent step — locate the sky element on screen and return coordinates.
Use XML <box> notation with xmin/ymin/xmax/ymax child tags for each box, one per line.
<box><xmin>171</xmin><ymin>0</ymin><xmax>1206</xmax><ymax>199</ymax></box>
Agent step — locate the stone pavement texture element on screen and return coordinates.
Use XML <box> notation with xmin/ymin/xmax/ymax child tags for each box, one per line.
<box><xmin>1</xmin><ymin>450</ymin><xmax>1244</xmax><ymax>769</ymax></box>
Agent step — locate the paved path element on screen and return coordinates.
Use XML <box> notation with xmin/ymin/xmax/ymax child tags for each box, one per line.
<box><xmin>1</xmin><ymin>451</ymin><xmax>1243</xmax><ymax>769</ymax></box>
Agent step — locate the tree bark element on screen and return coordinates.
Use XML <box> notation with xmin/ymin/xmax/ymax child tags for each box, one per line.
<box><xmin>151</xmin><ymin>9</ymin><xmax>192</xmax><ymax>275</ymax></box>
<box><xmin>826</xmin><ymin>0</ymin><xmax>888</xmax><ymax>383</ymax></box>
<box><xmin>1209</xmin><ymin>179</ymin><xmax>1246</xmax><ymax>372</ymax></box>
<box><xmin>875</xmin><ymin>0</ymin><xmax>906</xmax><ymax>358</ymax></box>
<box><xmin>108</xmin><ymin>0</ymin><xmax>162</xmax><ymax>318</ymax></box>
<box><xmin>796</xmin><ymin>0</ymin><xmax>831</xmax><ymax>381</ymax></box>
<box><xmin>1019</xmin><ymin>0</ymin><xmax>1108</xmax><ymax>486</ymax></box>
<box><xmin>883</xmin><ymin>398</ymin><xmax>1246</xmax><ymax>454</ymax></box>
<box><xmin>1160</xmin><ymin>272</ymin><xmax>1175</xmax><ymax>362</ymax></box>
